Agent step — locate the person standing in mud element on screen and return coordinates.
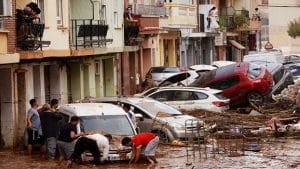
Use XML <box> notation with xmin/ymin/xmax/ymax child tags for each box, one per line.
<box><xmin>121</xmin><ymin>132</ymin><xmax>159</xmax><ymax>164</ymax></box>
<box><xmin>57</xmin><ymin>116</ymin><xmax>84</xmax><ymax>165</ymax></box>
<box><xmin>26</xmin><ymin>99</ymin><xmax>45</xmax><ymax>156</ymax></box>
<box><xmin>40</xmin><ymin>99</ymin><xmax>62</xmax><ymax>160</ymax></box>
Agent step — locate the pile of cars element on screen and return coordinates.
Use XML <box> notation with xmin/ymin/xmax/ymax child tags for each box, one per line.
<box><xmin>52</xmin><ymin>52</ymin><xmax>299</xmax><ymax>163</ymax></box>
<box><xmin>142</xmin><ymin>53</ymin><xmax>298</xmax><ymax>109</ymax></box>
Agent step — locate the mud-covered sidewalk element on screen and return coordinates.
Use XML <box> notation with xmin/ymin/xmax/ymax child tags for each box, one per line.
<box><xmin>0</xmin><ymin>138</ymin><xmax>300</xmax><ymax>169</ymax></box>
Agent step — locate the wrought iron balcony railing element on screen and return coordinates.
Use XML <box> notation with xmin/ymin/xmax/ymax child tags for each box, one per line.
<box><xmin>70</xmin><ymin>19</ymin><xmax>113</xmax><ymax>49</ymax></box>
<box><xmin>124</xmin><ymin>20</ymin><xmax>140</xmax><ymax>46</ymax></box>
<box><xmin>16</xmin><ymin>9</ymin><xmax>50</xmax><ymax>51</ymax></box>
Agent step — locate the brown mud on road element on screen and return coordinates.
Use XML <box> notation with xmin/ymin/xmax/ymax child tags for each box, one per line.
<box><xmin>1</xmin><ymin>139</ymin><xmax>300</xmax><ymax>169</ymax></box>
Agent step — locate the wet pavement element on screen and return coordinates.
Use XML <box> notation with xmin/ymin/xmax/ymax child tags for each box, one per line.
<box><xmin>1</xmin><ymin>139</ymin><xmax>300</xmax><ymax>169</ymax></box>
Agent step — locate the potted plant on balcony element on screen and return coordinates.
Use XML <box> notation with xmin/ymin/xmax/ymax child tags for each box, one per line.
<box><xmin>233</xmin><ymin>13</ymin><xmax>249</xmax><ymax>30</ymax></box>
<box><xmin>288</xmin><ymin>19</ymin><xmax>300</xmax><ymax>53</ymax></box>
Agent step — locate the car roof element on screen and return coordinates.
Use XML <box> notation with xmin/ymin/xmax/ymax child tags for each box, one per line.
<box><xmin>250</xmin><ymin>61</ymin><xmax>282</xmax><ymax>73</ymax></box>
<box><xmin>94</xmin><ymin>96</ymin><xmax>158</xmax><ymax>105</ymax></box>
<box><xmin>189</xmin><ymin>64</ymin><xmax>216</xmax><ymax>71</ymax></box>
<box><xmin>59</xmin><ymin>103</ymin><xmax>127</xmax><ymax>116</ymax></box>
<box><xmin>155</xmin><ymin>87</ymin><xmax>222</xmax><ymax>94</ymax></box>
<box><xmin>212</xmin><ymin>61</ymin><xmax>236</xmax><ymax>67</ymax></box>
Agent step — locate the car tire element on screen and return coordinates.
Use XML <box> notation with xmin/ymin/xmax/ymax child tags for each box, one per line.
<box><xmin>247</xmin><ymin>92</ymin><xmax>263</xmax><ymax>105</ymax></box>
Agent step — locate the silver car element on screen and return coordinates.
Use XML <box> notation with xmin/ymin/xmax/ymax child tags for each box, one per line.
<box><xmin>145</xmin><ymin>67</ymin><xmax>181</xmax><ymax>85</ymax></box>
<box><xmin>93</xmin><ymin>97</ymin><xmax>205</xmax><ymax>142</ymax></box>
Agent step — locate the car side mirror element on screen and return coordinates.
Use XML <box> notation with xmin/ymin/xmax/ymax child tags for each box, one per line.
<box><xmin>135</xmin><ymin>113</ymin><xmax>144</xmax><ymax>121</ymax></box>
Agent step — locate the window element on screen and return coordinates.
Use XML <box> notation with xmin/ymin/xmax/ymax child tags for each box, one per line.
<box><xmin>37</xmin><ymin>0</ymin><xmax>45</xmax><ymax>23</ymax></box>
<box><xmin>195</xmin><ymin>92</ymin><xmax>208</xmax><ymax>100</ymax></box>
<box><xmin>0</xmin><ymin>0</ymin><xmax>12</xmax><ymax>16</ymax></box>
<box><xmin>0</xmin><ymin>19</ymin><xmax>4</xmax><ymax>29</ymax></box>
<box><xmin>95</xmin><ymin>61</ymin><xmax>100</xmax><ymax>75</ymax></box>
<box><xmin>173</xmin><ymin>91</ymin><xmax>196</xmax><ymax>101</ymax></box>
<box><xmin>150</xmin><ymin>91</ymin><xmax>174</xmax><ymax>101</ymax></box>
<box><xmin>114</xmin><ymin>11</ymin><xmax>118</xmax><ymax>28</ymax></box>
<box><xmin>101</xmin><ymin>5</ymin><xmax>106</xmax><ymax>21</ymax></box>
<box><xmin>209</xmin><ymin>76</ymin><xmax>240</xmax><ymax>90</ymax></box>
<box><xmin>0</xmin><ymin>0</ymin><xmax>3</xmax><ymax>15</ymax></box>
<box><xmin>248</xmin><ymin>63</ymin><xmax>262</xmax><ymax>79</ymax></box>
<box><xmin>199</xmin><ymin>0</ymin><xmax>210</xmax><ymax>4</ymax></box>
<box><xmin>56</xmin><ymin>0</ymin><xmax>62</xmax><ymax>25</ymax></box>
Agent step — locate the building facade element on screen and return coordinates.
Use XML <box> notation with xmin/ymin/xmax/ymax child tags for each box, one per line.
<box><xmin>268</xmin><ymin>0</ymin><xmax>300</xmax><ymax>54</ymax></box>
<box><xmin>0</xmin><ymin>0</ymin><xmax>125</xmax><ymax>148</ymax></box>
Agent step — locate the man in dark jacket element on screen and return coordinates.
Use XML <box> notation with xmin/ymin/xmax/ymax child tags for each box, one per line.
<box><xmin>40</xmin><ymin>99</ymin><xmax>62</xmax><ymax>160</ymax></box>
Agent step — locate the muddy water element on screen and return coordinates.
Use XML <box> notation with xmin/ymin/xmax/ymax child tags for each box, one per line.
<box><xmin>1</xmin><ymin>139</ymin><xmax>300</xmax><ymax>169</ymax></box>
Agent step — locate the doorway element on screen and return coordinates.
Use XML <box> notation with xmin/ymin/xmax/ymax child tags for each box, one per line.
<box><xmin>103</xmin><ymin>58</ymin><xmax>115</xmax><ymax>96</ymax></box>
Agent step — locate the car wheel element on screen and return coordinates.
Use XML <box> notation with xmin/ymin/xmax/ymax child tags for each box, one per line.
<box><xmin>247</xmin><ymin>92</ymin><xmax>263</xmax><ymax>105</ymax></box>
<box><xmin>157</xmin><ymin>130</ymin><xmax>169</xmax><ymax>143</ymax></box>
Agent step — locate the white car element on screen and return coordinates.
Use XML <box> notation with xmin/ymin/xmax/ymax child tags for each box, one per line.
<box><xmin>212</xmin><ymin>61</ymin><xmax>236</xmax><ymax>68</ymax></box>
<box><xmin>136</xmin><ymin>87</ymin><xmax>230</xmax><ymax>112</ymax></box>
<box><xmin>145</xmin><ymin>66</ymin><xmax>181</xmax><ymax>85</ymax></box>
<box><xmin>93</xmin><ymin>97</ymin><xmax>205</xmax><ymax>142</ymax></box>
<box><xmin>58</xmin><ymin>103</ymin><xmax>136</xmax><ymax>161</ymax></box>
<box><xmin>189</xmin><ymin>64</ymin><xmax>216</xmax><ymax>75</ymax></box>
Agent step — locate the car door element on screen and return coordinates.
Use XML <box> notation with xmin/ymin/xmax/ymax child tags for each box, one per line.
<box><xmin>171</xmin><ymin>90</ymin><xmax>197</xmax><ymax>110</ymax></box>
<box><xmin>132</xmin><ymin>106</ymin><xmax>153</xmax><ymax>133</ymax></box>
<box><xmin>193</xmin><ymin>92</ymin><xmax>210</xmax><ymax>110</ymax></box>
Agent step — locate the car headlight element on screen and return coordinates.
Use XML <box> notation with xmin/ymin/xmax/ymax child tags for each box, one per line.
<box><xmin>172</xmin><ymin>123</ymin><xmax>185</xmax><ymax>131</ymax></box>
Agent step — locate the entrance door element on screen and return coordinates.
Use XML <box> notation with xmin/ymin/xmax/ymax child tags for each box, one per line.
<box><xmin>0</xmin><ymin>68</ymin><xmax>11</xmax><ymax>148</ymax></box>
<box><xmin>103</xmin><ymin>58</ymin><xmax>115</xmax><ymax>96</ymax></box>
<box><xmin>16</xmin><ymin>72</ymin><xmax>26</xmax><ymax>149</ymax></box>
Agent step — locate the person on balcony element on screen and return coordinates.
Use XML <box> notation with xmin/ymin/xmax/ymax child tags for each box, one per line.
<box><xmin>207</xmin><ymin>6</ymin><xmax>219</xmax><ymax>32</ymax></box>
<box><xmin>252</xmin><ymin>8</ymin><xmax>261</xmax><ymax>21</ymax></box>
<box><xmin>125</xmin><ymin>6</ymin><xmax>138</xmax><ymax>22</ymax></box>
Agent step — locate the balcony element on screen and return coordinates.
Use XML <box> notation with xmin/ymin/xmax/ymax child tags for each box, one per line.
<box><xmin>133</xmin><ymin>4</ymin><xmax>167</xmax><ymax>16</ymax></box>
<box><xmin>124</xmin><ymin>20</ymin><xmax>140</xmax><ymax>46</ymax></box>
<box><xmin>16</xmin><ymin>9</ymin><xmax>50</xmax><ymax>51</ymax></box>
<box><xmin>70</xmin><ymin>19</ymin><xmax>113</xmax><ymax>49</ymax></box>
<box><xmin>220</xmin><ymin>8</ymin><xmax>261</xmax><ymax>32</ymax></box>
<box><xmin>164</xmin><ymin>3</ymin><xmax>197</xmax><ymax>29</ymax></box>
<box><xmin>139</xmin><ymin>17</ymin><xmax>160</xmax><ymax>34</ymax></box>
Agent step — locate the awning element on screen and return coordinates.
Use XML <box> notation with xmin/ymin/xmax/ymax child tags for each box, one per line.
<box><xmin>229</xmin><ymin>40</ymin><xmax>246</xmax><ymax>50</ymax></box>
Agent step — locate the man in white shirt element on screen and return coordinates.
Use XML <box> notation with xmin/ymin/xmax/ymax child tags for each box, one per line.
<box><xmin>67</xmin><ymin>133</ymin><xmax>112</xmax><ymax>167</ymax></box>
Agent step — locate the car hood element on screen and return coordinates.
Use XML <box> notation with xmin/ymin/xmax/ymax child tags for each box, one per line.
<box><xmin>158</xmin><ymin>114</ymin><xmax>198</xmax><ymax>126</ymax></box>
<box><xmin>158</xmin><ymin>71</ymin><xmax>198</xmax><ymax>87</ymax></box>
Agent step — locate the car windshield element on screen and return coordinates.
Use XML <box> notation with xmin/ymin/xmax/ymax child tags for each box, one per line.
<box><xmin>136</xmin><ymin>101</ymin><xmax>182</xmax><ymax>117</ymax></box>
<box><xmin>248</xmin><ymin>63</ymin><xmax>262</xmax><ymax>79</ymax></box>
<box><xmin>150</xmin><ymin>67</ymin><xmax>180</xmax><ymax>73</ymax></box>
<box><xmin>80</xmin><ymin>115</ymin><xmax>134</xmax><ymax>136</ymax></box>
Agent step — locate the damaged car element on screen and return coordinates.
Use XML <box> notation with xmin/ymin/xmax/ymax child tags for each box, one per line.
<box><xmin>93</xmin><ymin>97</ymin><xmax>205</xmax><ymax>142</ymax></box>
<box><xmin>58</xmin><ymin>103</ymin><xmax>136</xmax><ymax>161</ymax></box>
<box><xmin>189</xmin><ymin>62</ymin><xmax>273</xmax><ymax>106</ymax></box>
<box><xmin>157</xmin><ymin>62</ymin><xmax>273</xmax><ymax>107</ymax></box>
<box><xmin>249</xmin><ymin>61</ymin><xmax>294</xmax><ymax>95</ymax></box>
<box><xmin>135</xmin><ymin>87</ymin><xmax>229</xmax><ymax>112</ymax></box>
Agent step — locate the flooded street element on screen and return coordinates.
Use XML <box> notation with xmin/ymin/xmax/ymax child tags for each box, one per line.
<box><xmin>1</xmin><ymin>139</ymin><xmax>300</xmax><ymax>169</ymax></box>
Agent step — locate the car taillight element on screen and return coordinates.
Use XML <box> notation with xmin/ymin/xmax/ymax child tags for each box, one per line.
<box><xmin>212</xmin><ymin>101</ymin><xmax>226</xmax><ymax>107</ymax></box>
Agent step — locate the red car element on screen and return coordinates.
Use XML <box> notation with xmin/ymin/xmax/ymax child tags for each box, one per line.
<box><xmin>189</xmin><ymin>62</ymin><xmax>273</xmax><ymax>107</ymax></box>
